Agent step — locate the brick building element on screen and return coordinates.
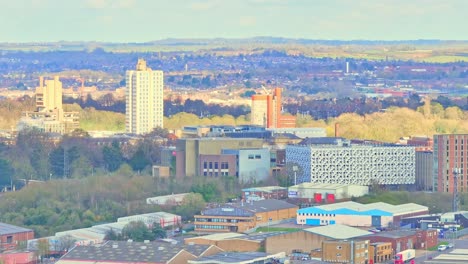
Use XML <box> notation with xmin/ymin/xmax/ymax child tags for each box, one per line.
<box><xmin>433</xmin><ymin>134</ymin><xmax>468</xmax><ymax>193</ymax></box>
<box><xmin>194</xmin><ymin>199</ymin><xmax>297</xmax><ymax>233</ymax></box>
<box><xmin>362</xmin><ymin>229</ymin><xmax>438</xmax><ymax>254</ymax></box>
<box><xmin>0</xmin><ymin>223</ymin><xmax>34</xmax><ymax>252</ymax></box>
<box><xmin>371</xmin><ymin>242</ymin><xmax>393</xmax><ymax>263</ymax></box>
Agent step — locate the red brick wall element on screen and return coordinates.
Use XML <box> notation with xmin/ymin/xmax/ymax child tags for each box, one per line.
<box><xmin>0</xmin><ymin>231</ymin><xmax>34</xmax><ymax>251</ymax></box>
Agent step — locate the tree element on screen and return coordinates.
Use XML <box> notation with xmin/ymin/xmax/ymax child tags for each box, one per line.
<box><xmin>0</xmin><ymin>159</ymin><xmax>13</xmax><ymax>186</ymax></box>
<box><xmin>151</xmin><ymin>223</ymin><xmax>167</xmax><ymax>239</ymax></box>
<box><xmin>49</xmin><ymin>147</ymin><xmax>64</xmax><ymax>178</ymax></box>
<box><xmin>103</xmin><ymin>141</ymin><xmax>124</xmax><ymax>172</ymax></box>
<box><xmin>121</xmin><ymin>221</ymin><xmax>154</xmax><ymax>242</ymax></box>
<box><xmin>104</xmin><ymin>228</ymin><xmax>121</xmax><ymax>241</ymax></box>
<box><xmin>175</xmin><ymin>193</ymin><xmax>206</xmax><ymax>220</ymax></box>
<box><xmin>129</xmin><ymin>148</ymin><xmax>150</xmax><ymax>172</ymax></box>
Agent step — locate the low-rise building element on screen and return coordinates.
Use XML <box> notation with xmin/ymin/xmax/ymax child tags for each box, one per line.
<box><xmin>0</xmin><ymin>251</ymin><xmax>35</xmax><ymax>264</ymax></box>
<box><xmin>241</xmin><ymin>186</ymin><xmax>288</xmax><ymax>201</ymax></box>
<box><xmin>287</xmin><ymin>183</ymin><xmax>369</xmax><ymax>202</ymax></box>
<box><xmin>56</xmin><ymin>240</ymin><xmax>223</xmax><ymax>264</ymax></box>
<box><xmin>188</xmin><ymin>251</ymin><xmax>285</xmax><ymax>264</ymax></box>
<box><xmin>185</xmin><ymin>232</ymin><xmax>287</xmax><ymax>252</ymax></box>
<box><xmin>297</xmin><ymin>201</ymin><xmax>428</xmax><ymax>227</ymax></box>
<box><xmin>146</xmin><ymin>193</ymin><xmax>192</xmax><ymax>206</ymax></box>
<box><xmin>0</xmin><ymin>223</ymin><xmax>34</xmax><ymax>251</ymax></box>
<box><xmin>363</xmin><ymin>229</ymin><xmax>438</xmax><ymax>254</ymax></box>
<box><xmin>371</xmin><ymin>242</ymin><xmax>393</xmax><ymax>263</ymax></box>
<box><xmin>265</xmin><ymin>224</ymin><xmax>373</xmax><ymax>254</ymax></box>
<box><xmin>322</xmin><ymin>240</ymin><xmax>373</xmax><ymax>264</ymax></box>
<box><xmin>194</xmin><ymin>199</ymin><xmax>297</xmax><ymax>233</ymax></box>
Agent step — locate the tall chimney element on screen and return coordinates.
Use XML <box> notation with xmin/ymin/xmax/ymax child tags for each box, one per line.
<box><xmin>335</xmin><ymin>123</ymin><xmax>340</xmax><ymax>138</ymax></box>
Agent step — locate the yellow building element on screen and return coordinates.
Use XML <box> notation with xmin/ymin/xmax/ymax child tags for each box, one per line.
<box><xmin>126</xmin><ymin>59</ymin><xmax>164</xmax><ymax>134</ymax></box>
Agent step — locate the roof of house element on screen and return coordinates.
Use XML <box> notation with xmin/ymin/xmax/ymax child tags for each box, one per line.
<box><xmin>0</xmin><ymin>222</ymin><xmax>33</xmax><ymax>235</ymax></box>
<box><xmin>298</xmin><ymin>201</ymin><xmax>427</xmax><ymax>217</ymax></box>
<box><xmin>186</xmin><ymin>233</ymin><xmax>245</xmax><ymax>242</ymax></box>
<box><xmin>200</xmin><ymin>199</ymin><xmax>297</xmax><ymax>217</ymax></box>
<box><xmin>304</xmin><ymin>224</ymin><xmax>373</xmax><ymax>239</ymax></box>
<box><xmin>60</xmin><ymin>240</ymin><xmax>212</xmax><ymax>263</ymax></box>
<box><xmin>188</xmin><ymin>252</ymin><xmax>276</xmax><ymax>263</ymax></box>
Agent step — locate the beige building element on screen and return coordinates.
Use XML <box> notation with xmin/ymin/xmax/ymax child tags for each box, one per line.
<box><xmin>265</xmin><ymin>224</ymin><xmax>372</xmax><ymax>255</ymax></box>
<box><xmin>322</xmin><ymin>240</ymin><xmax>373</xmax><ymax>264</ymax></box>
<box><xmin>19</xmin><ymin>76</ymin><xmax>79</xmax><ymax>134</ymax></box>
<box><xmin>175</xmin><ymin>138</ymin><xmax>264</xmax><ymax>177</ymax></box>
<box><xmin>126</xmin><ymin>59</ymin><xmax>164</xmax><ymax>134</ymax></box>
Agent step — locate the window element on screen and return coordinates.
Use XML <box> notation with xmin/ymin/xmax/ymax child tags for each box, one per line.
<box><xmin>214</xmin><ymin>162</ymin><xmax>219</xmax><ymax>169</ymax></box>
<box><xmin>209</xmin><ymin>162</ymin><xmax>213</xmax><ymax>169</ymax></box>
<box><xmin>255</xmin><ymin>155</ymin><xmax>261</xmax><ymax>159</ymax></box>
<box><xmin>6</xmin><ymin>236</ymin><xmax>13</xmax><ymax>244</ymax></box>
<box><xmin>248</xmin><ymin>154</ymin><xmax>254</xmax><ymax>160</ymax></box>
<box><xmin>203</xmin><ymin>162</ymin><xmax>207</xmax><ymax>169</ymax></box>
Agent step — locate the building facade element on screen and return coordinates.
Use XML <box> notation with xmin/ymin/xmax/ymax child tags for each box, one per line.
<box><xmin>296</xmin><ymin>201</ymin><xmax>428</xmax><ymax>228</ymax></box>
<box><xmin>433</xmin><ymin>134</ymin><xmax>468</xmax><ymax>193</ymax></box>
<box><xmin>322</xmin><ymin>240</ymin><xmax>372</xmax><ymax>264</ymax></box>
<box><xmin>286</xmin><ymin>138</ymin><xmax>415</xmax><ymax>185</ymax></box>
<box><xmin>416</xmin><ymin>151</ymin><xmax>433</xmax><ymax>191</ymax></box>
<box><xmin>126</xmin><ymin>59</ymin><xmax>164</xmax><ymax>134</ymax></box>
<box><xmin>0</xmin><ymin>223</ymin><xmax>34</xmax><ymax>251</ymax></box>
<box><xmin>251</xmin><ymin>87</ymin><xmax>296</xmax><ymax>128</ymax></box>
<box><xmin>363</xmin><ymin>229</ymin><xmax>438</xmax><ymax>254</ymax></box>
<box><xmin>175</xmin><ymin>138</ymin><xmax>264</xmax><ymax>177</ymax></box>
<box><xmin>222</xmin><ymin>148</ymin><xmax>271</xmax><ymax>183</ymax></box>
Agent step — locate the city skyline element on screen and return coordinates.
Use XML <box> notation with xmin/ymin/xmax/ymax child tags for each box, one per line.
<box><xmin>0</xmin><ymin>0</ymin><xmax>467</xmax><ymax>42</ymax></box>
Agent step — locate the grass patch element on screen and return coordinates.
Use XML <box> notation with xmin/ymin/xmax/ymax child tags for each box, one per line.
<box><xmin>255</xmin><ymin>227</ymin><xmax>302</xmax><ymax>233</ymax></box>
<box><xmin>428</xmin><ymin>241</ymin><xmax>448</xmax><ymax>251</ymax></box>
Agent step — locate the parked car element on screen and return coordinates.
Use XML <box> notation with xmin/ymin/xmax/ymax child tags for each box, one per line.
<box><xmin>438</xmin><ymin>245</ymin><xmax>447</xmax><ymax>251</ymax></box>
<box><xmin>448</xmin><ymin>243</ymin><xmax>454</xmax><ymax>248</ymax></box>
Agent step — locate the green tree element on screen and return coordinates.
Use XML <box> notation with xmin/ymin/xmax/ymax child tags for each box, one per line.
<box><xmin>151</xmin><ymin>223</ymin><xmax>167</xmax><ymax>239</ymax></box>
<box><xmin>0</xmin><ymin>159</ymin><xmax>13</xmax><ymax>186</ymax></box>
<box><xmin>129</xmin><ymin>148</ymin><xmax>150</xmax><ymax>172</ymax></box>
<box><xmin>175</xmin><ymin>193</ymin><xmax>206</xmax><ymax>220</ymax></box>
<box><xmin>103</xmin><ymin>142</ymin><xmax>124</xmax><ymax>172</ymax></box>
<box><xmin>121</xmin><ymin>221</ymin><xmax>154</xmax><ymax>242</ymax></box>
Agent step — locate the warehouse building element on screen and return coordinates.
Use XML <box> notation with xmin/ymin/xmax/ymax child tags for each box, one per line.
<box><xmin>265</xmin><ymin>224</ymin><xmax>372</xmax><ymax>254</ymax></box>
<box><xmin>241</xmin><ymin>186</ymin><xmax>288</xmax><ymax>201</ymax></box>
<box><xmin>287</xmin><ymin>183</ymin><xmax>369</xmax><ymax>202</ymax></box>
<box><xmin>297</xmin><ymin>201</ymin><xmax>428</xmax><ymax>227</ymax></box>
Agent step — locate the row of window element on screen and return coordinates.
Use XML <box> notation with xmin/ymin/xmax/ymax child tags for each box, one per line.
<box><xmin>298</xmin><ymin>213</ymin><xmax>336</xmax><ymax>217</ymax></box>
<box><xmin>203</xmin><ymin>171</ymin><xmax>229</xmax><ymax>177</ymax></box>
<box><xmin>203</xmin><ymin>162</ymin><xmax>229</xmax><ymax>169</ymax></box>
<box><xmin>195</xmin><ymin>225</ymin><xmax>228</xmax><ymax>230</ymax></box>
<box><xmin>248</xmin><ymin>154</ymin><xmax>262</xmax><ymax>159</ymax></box>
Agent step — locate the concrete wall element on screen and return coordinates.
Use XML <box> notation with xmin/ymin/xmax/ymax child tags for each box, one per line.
<box><xmin>265</xmin><ymin>231</ymin><xmax>324</xmax><ymax>254</ymax></box>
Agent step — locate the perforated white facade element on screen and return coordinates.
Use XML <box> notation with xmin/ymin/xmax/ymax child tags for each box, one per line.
<box><xmin>286</xmin><ymin>145</ymin><xmax>415</xmax><ymax>185</ymax></box>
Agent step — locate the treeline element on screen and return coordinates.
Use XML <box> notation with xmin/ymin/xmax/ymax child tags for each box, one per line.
<box><xmin>64</xmin><ymin>95</ymin><xmax>250</xmax><ymax>118</ymax></box>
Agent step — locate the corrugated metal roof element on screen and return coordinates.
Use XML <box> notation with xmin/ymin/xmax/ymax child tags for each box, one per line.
<box><xmin>0</xmin><ymin>222</ymin><xmax>33</xmax><ymax>235</ymax></box>
<box><xmin>299</xmin><ymin>201</ymin><xmax>427</xmax><ymax>217</ymax></box>
<box><xmin>305</xmin><ymin>224</ymin><xmax>373</xmax><ymax>239</ymax></box>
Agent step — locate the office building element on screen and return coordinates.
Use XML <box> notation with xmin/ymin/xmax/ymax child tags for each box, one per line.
<box><xmin>194</xmin><ymin>199</ymin><xmax>297</xmax><ymax>233</ymax></box>
<box><xmin>175</xmin><ymin>138</ymin><xmax>263</xmax><ymax>177</ymax></box>
<box><xmin>19</xmin><ymin>77</ymin><xmax>79</xmax><ymax>134</ymax></box>
<box><xmin>433</xmin><ymin>134</ymin><xmax>468</xmax><ymax>193</ymax></box>
<box><xmin>126</xmin><ymin>59</ymin><xmax>164</xmax><ymax>134</ymax></box>
<box><xmin>251</xmin><ymin>87</ymin><xmax>296</xmax><ymax>128</ymax></box>
<box><xmin>286</xmin><ymin>137</ymin><xmax>415</xmax><ymax>185</ymax></box>
<box><xmin>322</xmin><ymin>240</ymin><xmax>372</xmax><ymax>264</ymax></box>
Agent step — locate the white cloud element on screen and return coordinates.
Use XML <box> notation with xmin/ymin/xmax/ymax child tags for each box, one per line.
<box><xmin>239</xmin><ymin>16</ymin><xmax>256</xmax><ymax>27</ymax></box>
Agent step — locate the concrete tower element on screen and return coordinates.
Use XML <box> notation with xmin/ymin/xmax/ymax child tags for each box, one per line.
<box><xmin>126</xmin><ymin>59</ymin><xmax>164</xmax><ymax>134</ymax></box>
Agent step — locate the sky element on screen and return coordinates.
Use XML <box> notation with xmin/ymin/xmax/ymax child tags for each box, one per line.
<box><xmin>0</xmin><ymin>0</ymin><xmax>466</xmax><ymax>42</ymax></box>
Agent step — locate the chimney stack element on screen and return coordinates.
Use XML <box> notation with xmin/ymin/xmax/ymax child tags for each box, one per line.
<box><xmin>335</xmin><ymin>123</ymin><xmax>340</xmax><ymax>138</ymax></box>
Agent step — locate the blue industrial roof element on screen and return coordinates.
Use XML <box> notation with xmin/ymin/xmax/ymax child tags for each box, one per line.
<box><xmin>298</xmin><ymin>207</ymin><xmax>393</xmax><ymax>217</ymax></box>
